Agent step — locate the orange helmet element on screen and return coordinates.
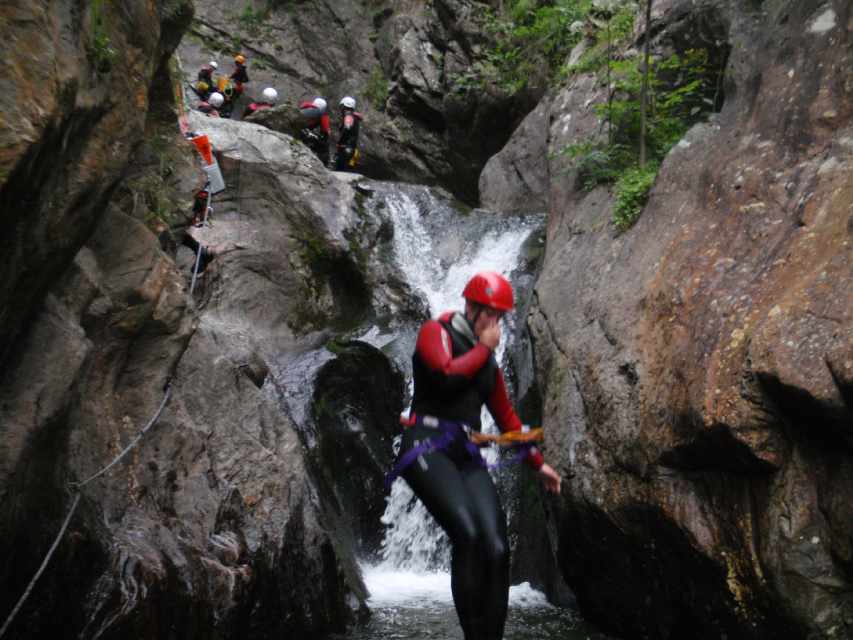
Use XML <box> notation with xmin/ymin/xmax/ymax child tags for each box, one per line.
<box><xmin>234</xmin><ymin>54</ymin><xmax>246</xmax><ymax>65</ymax></box>
<box><xmin>462</xmin><ymin>271</ymin><xmax>514</xmax><ymax>311</ymax></box>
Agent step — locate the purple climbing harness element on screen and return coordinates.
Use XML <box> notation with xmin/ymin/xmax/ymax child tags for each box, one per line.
<box><xmin>384</xmin><ymin>413</ymin><xmax>535</xmax><ymax>491</ymax></box>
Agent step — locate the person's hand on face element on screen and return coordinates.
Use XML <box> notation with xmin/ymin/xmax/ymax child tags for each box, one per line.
<box><xmin>476</xmin><ymin>309</ymin><xmax>503</xmax><ymax>351</ymax></box>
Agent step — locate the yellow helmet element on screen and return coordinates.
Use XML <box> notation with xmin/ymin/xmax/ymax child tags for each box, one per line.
<box><xmin>234</xmin><ymin>54</ymin><xmax>246</xmax><ymax>65</ymax></box>
<box><xmin>196</xmin><ymin>80</ymin><xmax>209</xmax><ymax>92</ymax></box>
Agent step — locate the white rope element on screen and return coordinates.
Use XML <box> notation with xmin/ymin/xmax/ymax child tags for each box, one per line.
<box><xmin>0</xmin><ymin>382</ymin><xmax>172</xmax><ymax>637</ymax></box>
<box><xmin>0</xmin><ymin>493</ymin><xmax>81</xmax><ymax>639</ymax></box>
<box><xmin>74</xmin><ymin>382</ymin><xmax>173</xmax><ymax>488</ymax></box>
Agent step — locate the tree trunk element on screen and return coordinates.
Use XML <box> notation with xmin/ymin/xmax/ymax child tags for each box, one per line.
<box><xmin>606</xmin><ymin>16</ymin><xmax>613</xmax><ymax>145</ymax></box>
<box><xmin>639</xmin><ymin>0</ymin><xmax>653</xmax><ymax>167</ymax></box>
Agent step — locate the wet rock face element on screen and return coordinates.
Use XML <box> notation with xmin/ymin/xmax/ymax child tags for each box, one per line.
<box><xmin>312</xmin><ymin>341</ymin><xmax>406</xmax><ymax>559</ymax></box>
<box><xmin>478</xmin><ymin>97</ymin><xmax>552</xmax><ymax>213</ymax></box>
<box><xmin>522</xmin><ymin>0</ymin><xmax>853</xmax><ymax>638</ymax></box>
<box><xmin>1</xmin><ymin>76</ymin><xmax>429</xmax><ymax>636</ymax></box>
<box><xmin>0</xmin><ymin>0</ymin><xmax>193</xmax><ymax>366</ymax></box>
<box><xmin>178</xmin><ymin>0</ymin><xmax>539</xmax><ymax>203</ymax></box>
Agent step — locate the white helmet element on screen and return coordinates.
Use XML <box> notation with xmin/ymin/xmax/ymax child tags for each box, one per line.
<box><xmin>262</xmin><ymin>87</ymin><xmax>278</xmax><ymax>104</ymax></box>
<box><xmin>208</xmin><ymin>92</ymin><xmax>224</xmax><ymax>108</ymax></box>
<box><xmin>340</xmin><ymin>96</ymin><xmax>356</xmax><ymax>110</ymax></box>
<box><xmin>312</xmin><ymin>97</ymin><xmax>327</xmax><ymax>112</ymax></box>
<box><xmin>209</xmin><ymin>60</ymin><xmax>219</xmax><ymax>70</ymax></box>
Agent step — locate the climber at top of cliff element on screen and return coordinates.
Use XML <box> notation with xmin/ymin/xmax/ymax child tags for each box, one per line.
<box><xmin>299</xmin><ymin>97</ymin><xmax>331</xmax><ymax>167</ymax></box>
<box><xmin>230</xmin><ymin>54</ymin><xmax>249</xmax><ymax>97</ymax></box>
<box><xmin>243</xmin><ymin>87</ymin><xmax>278</xmax><ymax>118</ymax></box>
<box><xmin>334</xmin><ymin>96</ymin><xmax>362</xmax><ymax>172</ymax></box>
<box><xmin>197</xmin><ymin>92</ymin><xmax>224</xmax><ymax>117</ymax></box>
<box><xmin>197</xmin><ymin>60</ymin><xmax>218</xmax><ymax>85</ymax></box>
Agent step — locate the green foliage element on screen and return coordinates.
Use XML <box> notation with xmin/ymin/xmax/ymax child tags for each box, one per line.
<box><xmin>608</xmin><ymin>5</ymin><xmax>636</xmax><ymax>42</ymax></box>
<box><xmin>365</xmin><ymin>65</ymin><xmax>389</xmax><ymax>110</ymax></box>
<box><xmin>612</xmin><ymin>162</ymin><xmax>658</xmax><ymax>230</ymax></box>
<box><xmin>562</xmin><ymin>2</ymin><xmax>636</xmax><ymax>76</ymax></box>
<box><xmin>562</xmin><ymin>45</ymin><xmax>720</xmax><ymax>230</ymax></box>
<box><xmin>560</xmin><ymin>141</ymin><xmax>635</xmax><ymax>189</ymax></box>
<box><xmin>457</xmin><ymin>0</ymin><xmax>596</xmax><ymax>95</ymax></box>
<box><xmin>88</xmin><ymin>0</ymin><xmax>116</xmax><ymax>73</ymax></box>
<box><xmin>127</xmin><ymin>134</ymin><xmax>186</xmax><ymax>228</ymax></box>
<box><xmin>237</xmin><ymin>3</ymin><xmax>269</xmax><ymax>34</ymax></box>
<box><xmin>597</xmin><ymin>49</ymin><xmax>716</xmax><ymax>158</ymax></box>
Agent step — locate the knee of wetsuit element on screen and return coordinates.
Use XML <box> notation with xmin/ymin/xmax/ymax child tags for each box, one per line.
<box><xmin>449</xmin><ymin>509</ymin><xmax>480</xmax><ymax>550</ymax></box>
<box><xmin>483</xmin><ymin>535</ymin><xmax>509</xmax><ymax>566</ymax></box>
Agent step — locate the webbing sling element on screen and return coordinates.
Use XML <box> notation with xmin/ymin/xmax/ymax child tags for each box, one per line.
<box><xmin>384</xmin><ymin>414</ymin><xmax>539</xmax><ymax>491</ymax></box>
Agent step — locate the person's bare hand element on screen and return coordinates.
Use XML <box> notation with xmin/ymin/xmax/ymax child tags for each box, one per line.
<box><xmin>478</xmin><ymin>321</ymin><xmax>501</xmax><ymax>350</ymax></box>
<box><xmin>538</xmin><ymin>463</ymin><xmax>562</xmax><ymax>494</ymax></box>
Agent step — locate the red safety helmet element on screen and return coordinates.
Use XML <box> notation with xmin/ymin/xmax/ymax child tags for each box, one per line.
<box><xmin>462</xmin><ymin>271</ymin><xmax>514</xmax><ymax>311</ymax></box>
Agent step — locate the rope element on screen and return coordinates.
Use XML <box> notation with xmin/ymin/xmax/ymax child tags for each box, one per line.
<box><xmin>189</xmin><ymin>187</ymin><xmax>213</xmax><ymax>296</ymax></box>
<box><xmin>0</xmin><ymin>493</ymin><xmax>81</xmax><ymax>639</ymax></box>
<box><xmin>0</xmin><ymin>382</ymin><xmax>173</xmax><ymax>638</ymax></box>
<box><xmin>73</xmin><ymin>381</ymin><xmax>173</xmax><ymax>488</ymax></box>
<box><xmin>470</xmin><ymin>428</ymin><xmax>543</xmax><ymax>447</ymax></box>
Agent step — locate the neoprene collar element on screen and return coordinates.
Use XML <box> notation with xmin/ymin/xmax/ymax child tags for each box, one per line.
<box><xmin>450</xmin><ymin>312</ymin><xmax>476</xmax><ymax>346</ymax></box>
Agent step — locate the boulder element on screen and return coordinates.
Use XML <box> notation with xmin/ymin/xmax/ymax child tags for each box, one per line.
<box><xmin>312</xmin><ymin>341</ymin><xmax>406</xmax><ymax>559</ymax></box>
<box><xmin>0</xmin><ymin>0</ymin><xmax>193</xmax><ymax>366</ymax></box>
<box><xmin>527</xmin><ymin>1</ymin><xmax>853</xmax><ymax>638</ymax></box>
<box><xmin>479</xmin><ymin>97</ymin><xmax>553</xmax><ymax>213</ymax></box>
<box><xmin>244</xmin><ymin>103</ymin><xmax>305</xmax><ymax>138</ymax></box>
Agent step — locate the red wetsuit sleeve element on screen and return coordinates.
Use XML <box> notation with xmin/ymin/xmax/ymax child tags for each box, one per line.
<box><xmin>415</xmin><ymin>320</ymin><xmax>491</xmax><ymax>379</ymax></box>
<box><xmin>321</xmin><ymin>114</ymin><xmax>331</xmax><ymax>135</ymax></box>
<box><xmin>487</xmin><ymin>370</ymin><xmax>545</xmax><ymax>470</ymax></box>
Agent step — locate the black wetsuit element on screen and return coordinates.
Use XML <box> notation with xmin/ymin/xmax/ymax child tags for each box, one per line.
<box><xmin>230</xmin><ymin>64</ymin><xmax>249</xmax><ymax>87</ymax></box>
<box><xmin>398</xmin><ymin>311</ymin><xmax>543</xmax><ymax>640</ymax></box>
<box><xmin>334</xmin><ymin>109</ymin><xmax>361</xmax><ymax>171</ymax></box>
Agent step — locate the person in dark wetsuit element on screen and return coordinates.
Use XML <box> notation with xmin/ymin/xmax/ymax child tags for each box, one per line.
<box><xmin>298</xmin><ymin>97</ymin><xmax>331</xmax><ymax>166</ymax></box>
<box><xmin>171</xmin><ymin>186</ymin><xmax>215</xmax><ymax>273</ymax></box>
<box><xmin>230</xmin><ymin>54</ymin><xmax>249</xmax><ymax>97</ymax></box>
<box><xmin>197</xmin><ymin>60</ymin><xmax>218</xmax><ymax>86</ymax></box>
<box><xmin>334</xmin><ymin>95</ymin><xmax>362</xmax><ymax>171</ymax></box>
<box><xmin>396</xmin><ymin>271</ymin><xmax>562</xmax><ymax>640</ymax></box>
<box><xmin>197</xmin><ymin>92</ymin><xmax>224</xmax><ymax>117</ymax></box>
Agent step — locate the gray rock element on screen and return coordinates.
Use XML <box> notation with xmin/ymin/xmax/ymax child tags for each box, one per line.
<box><xmin>525</xmin><ymin>0</ymin><xmax>853</xmax><ymax>638</ymax></box>
<box><xmin>0</xmin><ymin>0</ymin><xmax>193</xmax><ymax>366</ymax></box>
<box><xmin>479</xmin><ymin>97</ymin><xmax>553</xmax><ymax>213</ymax></box>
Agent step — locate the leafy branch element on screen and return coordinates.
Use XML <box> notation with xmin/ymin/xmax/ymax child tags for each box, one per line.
<box><xmin>88</xmin><ymin>0</ymin><xmax>116</xmax><ymax>73</ymax></box>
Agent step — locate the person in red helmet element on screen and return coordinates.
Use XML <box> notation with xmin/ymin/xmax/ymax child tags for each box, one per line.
<box><xmin>390</xmin><ymin>271</ymin><xmax>561</xmax><ymax>640</ymax></box>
